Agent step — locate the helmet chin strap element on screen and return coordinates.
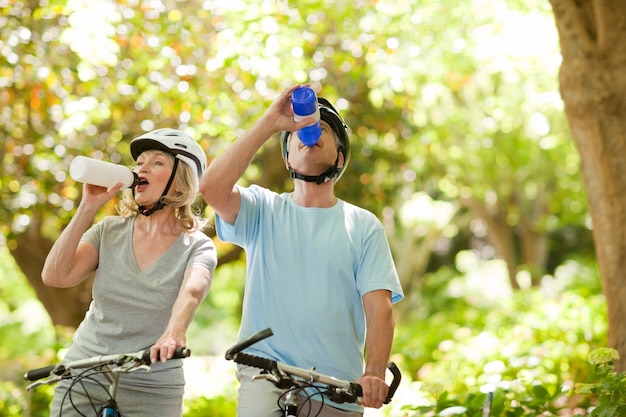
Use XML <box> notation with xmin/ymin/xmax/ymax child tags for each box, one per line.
<box><xmin>288</xmin><ymin>156</ymin><xmax>340</xmax><ymax>185</ymax></box>
<box><xmin>133</xmin><ymin>159</ymin><xmax>179</xmax><ymax>217</ymax></box>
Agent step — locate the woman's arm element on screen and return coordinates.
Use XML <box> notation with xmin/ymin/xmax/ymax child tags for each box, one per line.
<box><xmin>42</xmin><ymin>183</ymin><xmax>123</xmax><ymax>288</ymax></box>
<box><xmin>150</xmin><ymin>264</ymin><xmax>214</xmax><ymax>363</ymax></box>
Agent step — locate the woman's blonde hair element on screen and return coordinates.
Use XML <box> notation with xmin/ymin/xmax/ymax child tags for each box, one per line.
<box><xmin>118</xmin><ymin>150</ymin><xmax>206</xmax><ymax>232</ymax></box>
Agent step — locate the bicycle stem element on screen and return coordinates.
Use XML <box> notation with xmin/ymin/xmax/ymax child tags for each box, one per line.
<box><xmin>283</xmin><ymin>390</ymin><xmax>299</xmax><ymax>417</ymax></box>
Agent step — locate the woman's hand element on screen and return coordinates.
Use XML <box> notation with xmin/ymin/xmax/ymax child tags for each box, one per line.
<box><xmin>150</xmin><ymin>333</ymin><xmax>186</xmax><ymax>364</ymax></box>
<box><xmin>79</xmin><ymin>182</ymin><xmax>124</xmax><ymax>210</ymax></box>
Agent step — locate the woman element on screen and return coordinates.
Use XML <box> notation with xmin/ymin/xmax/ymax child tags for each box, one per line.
<box><xmin>43</xmin><ymin>128</ymin><xmax>217</xmax><ymax>417</ymax></box>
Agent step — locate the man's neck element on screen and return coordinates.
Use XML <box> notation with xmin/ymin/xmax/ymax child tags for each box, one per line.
<box><xmin>291</xmin><ymin>181</ymin><xmax>337</xmax><ymax>208</ymax></box>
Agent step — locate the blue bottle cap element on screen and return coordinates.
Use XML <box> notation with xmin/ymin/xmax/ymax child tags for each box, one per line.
<box><xmin>292</xmin><ymin>86</ymin><xmax>318</xmax><ymax>116</ymax></box>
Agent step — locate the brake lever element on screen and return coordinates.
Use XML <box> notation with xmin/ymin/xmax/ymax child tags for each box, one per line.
<box><xmin>326</xmin><ymin>386</ymin><xmax>362</xmax><ymax>405</ymax></box>
<box><xmin>252</xmin><ymin>373</ymin><xmax>280</xmax><ymax>384</ymax></box>
<box><xmin>253</xmin><ymin>371</ymin><xmax>298</xmax><ymax>390</ymax></box>
<box><xmin>25</xmin><ymin>375</ymin><xmax>63</xmax><ymax>391</ymax></box>
<box><xmin>127</xmin><ymin>364</ymin><xmax>151</xmax><ymax>374</ymax></box>
<box><xmin>115</xmin><ymin>362</ymin><xmax>151</xmax><ymax>374</ymax></box>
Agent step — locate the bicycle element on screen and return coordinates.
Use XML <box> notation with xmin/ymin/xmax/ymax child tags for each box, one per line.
<box><xmin>24</xmin><ymin>347</ymin><xmax>190</xmax><ymax>417</ymax></box>
<box><xmin>225</xmin><ymin>327</ymin><xmax>402</xmax><ymax>417</ymax></box>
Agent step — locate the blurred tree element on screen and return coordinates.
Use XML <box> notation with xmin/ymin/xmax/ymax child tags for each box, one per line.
<box><xmin>0</xmin><ymin>0</ymin><xmax>244</xmax><ymax>328</ymax></box>
<box><xmin>1</xmin><ymin>0</ymin><xmax>594</xmax><ymax>335</ymax></box>
<box><xmin>549</xmin><ymin>0</ymin><xmax>626</xmax><ymax>371</ymax></box>
<box><xmin>360</xmin><ymin>0</ymin><xmax>589</xmax><ymax>294</ymax></box>
<box><xmin>0</xmin><ymin>0</ymin><xmax>408</xmax><ymax>328</ymax></box>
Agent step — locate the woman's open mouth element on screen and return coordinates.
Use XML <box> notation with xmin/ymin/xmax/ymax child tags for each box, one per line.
<box><xmin>136</xmin><ymin>177</ymin><xmax>149</xmax><ymax>191</ymax></box>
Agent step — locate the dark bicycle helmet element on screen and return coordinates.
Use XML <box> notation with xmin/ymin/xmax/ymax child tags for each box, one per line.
<box><xmin>129</xmin><ymin>128</ymin><xmax>206</xmax><ymax>216</ymax></box>
<box><xmin>280</xmin><ymin>97</ymin><xmax>351</xmax><ymax>184</ymax></box>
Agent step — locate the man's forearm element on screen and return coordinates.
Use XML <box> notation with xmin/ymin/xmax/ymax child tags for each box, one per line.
<box><xmin>203</xmin><ymin>114</ymin><xmax>278</xmax><ymax>193</ymax></box>
<box><xmin>364</xmin><ymin>314</ymin><xmax>395</xmax><ymax>378</ymax></box>
<box><xmin>363</xmin><ymin>290</ymin><xmax>395</xmax><ymax>378</ymax></box>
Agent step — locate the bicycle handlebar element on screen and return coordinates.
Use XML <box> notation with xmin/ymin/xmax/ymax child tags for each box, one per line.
<box><xmin>225</xmin><ymin>328</ymin><xmax>402</xmax><ymax>405</ymax></box>
<box><xmin>24</xmin><ymin>347</ymin><xmax>191</xmax><ymax>382</ymax></box>
<box><xmin>229</xmin><ymin>352</ymin><xmax>278</xmax><ymax>374</ymax></box>
<box><xmin>225</xmin><ymin>327</ymin><xmax>274</xmax><ymax>360</ymax></box>
<box><xmin>24</xmin><ymin>364</ymin><xmax>56</xmax><ymax>382</ymax></box>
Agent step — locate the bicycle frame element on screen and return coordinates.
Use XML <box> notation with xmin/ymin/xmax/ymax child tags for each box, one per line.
<box><xmin>24</xmin><ymin>348</ymin><xmax>190</xmax><ymax>417</ymax></box>
<box><xmin>97</xmin><ymin>363</ymin><xmax>124</xmax><ymax>417</ymax></box>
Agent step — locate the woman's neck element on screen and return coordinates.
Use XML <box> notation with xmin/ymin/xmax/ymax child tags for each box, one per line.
<box><xmin>135</xmin><ymin>207</ymin><xmax>180</xmax><ymax>236</ymax></box>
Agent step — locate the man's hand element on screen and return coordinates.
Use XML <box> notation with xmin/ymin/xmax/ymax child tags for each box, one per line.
<box><xmin>355</xmin><ymin>374</ymin><xmax>389</xmax><ymax>409</ymax></box>
<box><xmin>264</xmin><ymin>85</ymin><xmax>318</xmax><ymax>134</ymax></box>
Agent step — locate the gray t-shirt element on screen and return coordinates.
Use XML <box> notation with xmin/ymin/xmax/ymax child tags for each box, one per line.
<box><xmin>63</xmin><ymin>215</ymin><xmax>217</xmax><ymax>394</ymax></box>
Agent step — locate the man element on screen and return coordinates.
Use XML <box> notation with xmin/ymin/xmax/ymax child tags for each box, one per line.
<box><xmin>200</xmin><ymin>85</ymin><xmax>403</xmax><ymax>416</ymax></box>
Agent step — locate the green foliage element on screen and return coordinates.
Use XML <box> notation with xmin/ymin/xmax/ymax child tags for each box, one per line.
<box><xmin>0</xmin><ymin>380</ymin><xmax>54</xmax><ymax>417</ymax></box>
<box><xmin>396</xmin><ymin>260</ymin><xmax>606</xmax><ymax>386</ymax></box>
<box><xmin>0</xmin><ymin>246</ymin><xmax>56</xmax><ymax>416</ymax></box>
<box><xmin>184</xmin><ymin>395</ymin><xmax>237</xmax><ymax>417</ymax></box>
<box><xmin>406</xmin><ymin>387</ymin><xmax>569</xmax><ymax>417</ymax></box>
<box><xmin>26</xmin><ymin>385</ymin><xmax>55</xmax><ymax>417</ymax></box>
<box><xmin>383</xmin><ymin>256</ymin><xmax>606</xmax><ymax>416</ymax></box>
<box><xmin>574</xmin><ymin>348</ymin><xmax>626</xmax><ymax>417</ymax></box>
<box><xmin>0</xmin><ymin>247</ymin><xmax>55</xmax><ymax>360</ymax></box>
<box><xmin>0</xmin><ymin>381</ymin><xmax>23</xmax><ymax>417</ymax></box>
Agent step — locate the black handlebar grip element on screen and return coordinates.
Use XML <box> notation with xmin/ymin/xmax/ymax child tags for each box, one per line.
<box><xmin>384</xmin><ymin>362</ymin><xmax>402</xmax><ymax>404</ymax></box>
<box><xmin>225</xmin><ymin>328</ymin><xmax>274</xmax><ymax>360</ymax></box>
<box><xmin>232</xmin><ymin>352</ymin><xmax>276</xmax><ymax>372</ymax></box>
<box><xmin>24</xmin><ymin>364</ymin><xmax>55</xmax><ymax>381</ymax></box>
<box><xmin>141</xmin><ymin>347</ymin><xmax>191</xmax><ymax>363</ymax></box>
<box><xmin>172</xmin><ymin>347</ymin><xmax>191</xmax><ymax>359</ymax></box>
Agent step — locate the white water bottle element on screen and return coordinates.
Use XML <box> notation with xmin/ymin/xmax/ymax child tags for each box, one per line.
<box><xmin>69</xmin><ymin>156</ymin><xmax>138</xmax><ymax>189</ymax></box>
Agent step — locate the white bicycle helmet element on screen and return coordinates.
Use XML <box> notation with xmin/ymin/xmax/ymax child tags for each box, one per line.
<box><xmin>130</xmin><ymin>128</ymin><xmax>207</xmax><ymax>189</ymax></box>
<box><xmin>129</xmin><ymin>128</ymin><xmax>206</xmax><ymax>216</ymax></box>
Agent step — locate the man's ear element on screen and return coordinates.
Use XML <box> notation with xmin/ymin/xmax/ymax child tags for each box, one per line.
<box><xmin>285</xmin><ymin>136</ymin><xmax>293</xmax><ymax>169</ymax></box>
<box><xmin>337</xmin><ymin>148</ymin><xmax>345</xmax><ymax>169</ymax></box>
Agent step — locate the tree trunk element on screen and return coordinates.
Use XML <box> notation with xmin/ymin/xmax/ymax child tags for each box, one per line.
<box><xmin>10</xmin><ymin>214</ymin><xmax>93</xmax><ymax>329</ymax></box>
<box><xmin>550</xmin><ymin>0</ymin><xmax>626</xmax><ymax>370</ymax></box>
<box><xmin>461</xmin><ymin>196</ymin><xmax>521</xmax><ymax>289</ymax></box>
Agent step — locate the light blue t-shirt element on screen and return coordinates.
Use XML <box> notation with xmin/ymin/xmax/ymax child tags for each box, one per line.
<box><xmin>216</xmin><ymin>185</ymin><xmax>403</xmax><ymax>411</ymax></box>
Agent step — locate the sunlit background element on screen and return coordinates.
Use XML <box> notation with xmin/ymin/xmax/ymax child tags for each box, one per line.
<box><xmin>0</xmin><ymin>0</ymin><xmax>605</xmax><ymax>416</ymax></box>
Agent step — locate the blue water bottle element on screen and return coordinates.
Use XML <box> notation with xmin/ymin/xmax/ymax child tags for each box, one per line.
<box><xmin>291</xmin><ymin>86</ymin><xmax>321</xmax><ymax>146</ymax></box>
